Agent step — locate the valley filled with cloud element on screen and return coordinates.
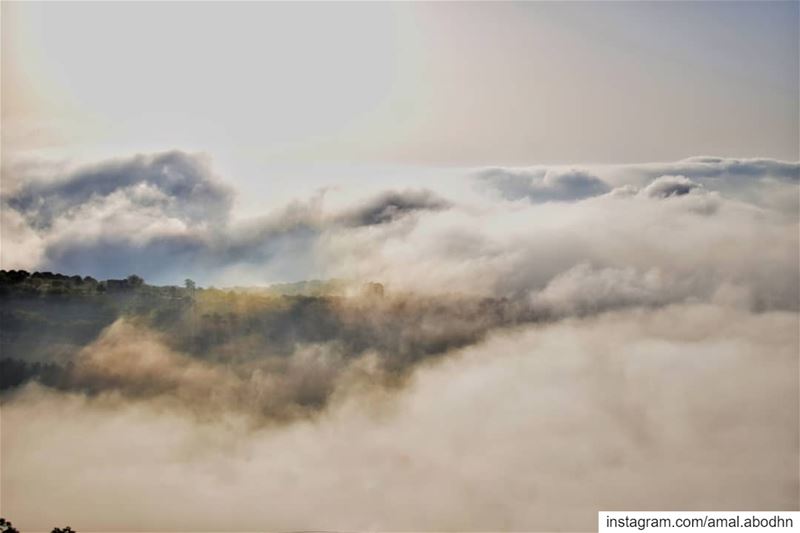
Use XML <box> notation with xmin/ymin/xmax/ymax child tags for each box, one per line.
<box><xmin>1</xmin><ymin>153</ymin><xmax>797</xmax><ymax>530</ymax></box>
<box><xmin>2</xmin><ymin>2</ymin><xmax>798</xmax><ymax>530</ymax></box>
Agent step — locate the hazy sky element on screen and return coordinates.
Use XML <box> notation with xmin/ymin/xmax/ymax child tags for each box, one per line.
<box><xmin>3</xmin><ymin>1</ymin><xmax>798</xmax><ymax>172</ymax></box>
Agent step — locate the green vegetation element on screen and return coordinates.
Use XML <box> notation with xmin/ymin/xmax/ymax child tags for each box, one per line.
<box><xmin>1</xmin><ymin>270</ymin><xmax>404</xmax><ymax>388</ymax></box>
<box><xmin>0</xmin><ymin>270</ymin><xmax>192</xmax><ymax>369</ymax></box>
<box><xmin>0</xmin><ymin>269</ymin><xmax>527</xmax><ymax>417</ymax></box>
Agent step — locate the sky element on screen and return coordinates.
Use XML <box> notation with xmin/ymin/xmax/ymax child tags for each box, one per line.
<box><xmin>1</xmin><ymin>1</ymin><xmax>799</xmax><ymax>284</ymax></box>
<box><xmin>3</xmin><ymin>2</ymin><xmax>798</xmax><ymax>173</ymax></box>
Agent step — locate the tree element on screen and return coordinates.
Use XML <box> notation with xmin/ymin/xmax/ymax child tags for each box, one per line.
<box><xmin>184</xmin><ymin>278</ymin><xmax>196</xmax><ymax>291</ymax></box>
<box><xmin>0</xmin><ymin>518</ymin><xmax>78</xmax><ymax>533</ymax></box>
<box><xmin>0</xmin><ymin>518</ymin><xmax>19</xmax><ymax>533</ymax></box>
<box><xmin>127</xmin><ymin>274</ymin><xmax>144</xmax><ymax>287</ymax></box>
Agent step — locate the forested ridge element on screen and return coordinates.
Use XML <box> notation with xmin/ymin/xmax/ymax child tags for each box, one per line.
<box><xmin>0</xmin><ymin>270</ymin><xmax>533</xmax><ymax>418</ymax></box>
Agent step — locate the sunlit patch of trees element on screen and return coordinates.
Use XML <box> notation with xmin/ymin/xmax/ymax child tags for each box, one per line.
<box><xmin>1</xmin><ymin>269</ymin><xmax>534</xmax><ymax>418</ymax></box>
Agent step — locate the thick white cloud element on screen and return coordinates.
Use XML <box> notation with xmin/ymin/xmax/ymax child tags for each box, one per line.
<box><xmin>1</xmin><ymin>151</ymin><xmax>798</xmax><ymax>530</ymax></box>
<box><xmin>3</xmin><ymin>304</ymin><xmax>796</xmax><ymax>531</ymax></box>
<box><xmin>321</xmin><ymin>175</ymin><xmax>797</xmax><ymax>311</ymax></box>
<box><xmin>3</xmin><ymin>153</ymin><xmax>798</xmax><ymax>309</ymax></box>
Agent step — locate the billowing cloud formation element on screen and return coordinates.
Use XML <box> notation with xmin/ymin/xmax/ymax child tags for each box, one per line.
<box><xmin>620</xmin><ymin>156</ymin><xmax>799</xmax><ymax>182</ymax></box>
<box><xmin>531</xmin><ymin>263</ymin><xmax>678</xmax><ymax>316</ymax></box>
<box><xmin>3</xmin><ymin>152</ymin><xmax>798</xmax><ymax>311</ymax></box>
<box><xmin>3</xmin><ymin>303</ymin><xmax>797</xmax><ymax>531</ymax></box>
<box><xmin>2</xmin><ymin>154</ymin><xmax>797</xmax><ymax>294</ymax></box>
<box><xmin>477</xmin><ymin>156</ymin><xmax>799</xmax><ymax>214</ymax></box>
<box><xmin>7</xmin><ymin>151</ymin><xmax>234</xmax><ymax>229</ymax></box>
<box><xmin>1</xmin><ymin>150</ymin><xmax>798</xmax><ymax>530</ymax></box>
<box><xmin>642</xmin><ymin>175</ymin><xmax>703</xmax><ymax>198</ymax></box>
<box><xmin>337</xmin><ymin>189</ymin><xmax>451</xmax><ymax>226</ymax></box>
<box><xmin>600</xmin><ymin>157</ymin><xmax>800</xmax><ymax>216</ymax></box>
<box><xmin>2</xmin><ymin>152</ymin><xmax>232</xmax><ymax>279</ymax></box>
<box><xmin>478</xmin><ymin>167</ymin><xmax>612</xmax><ymax>203</ymax></box>
<box><xmin>325</xmin><ymin>180</ymin><xmax>796</xmax><ymax>313</ymax></box>
<box><xmin>0</xmin><ymin>153</ymin><xmax>451</xmax><ymax>284</ymax></box>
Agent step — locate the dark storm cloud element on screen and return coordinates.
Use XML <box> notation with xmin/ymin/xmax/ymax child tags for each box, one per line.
<box><xmin>478</xmin><ymin>168</ymin><xmax>611</xmax><ymax>203</ymax></box>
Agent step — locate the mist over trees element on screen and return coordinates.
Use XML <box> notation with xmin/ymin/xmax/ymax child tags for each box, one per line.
<box><xmin>0</xmin><ymin>270</ymin><xmax>546</xmax><ymax>421</ymax></box>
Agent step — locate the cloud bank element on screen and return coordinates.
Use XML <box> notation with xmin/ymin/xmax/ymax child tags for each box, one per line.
<box><xmin>3</xmin><ymin>304</ymin><xmax>797</xmax><ymax>531</ymax></box>
<box><xmin>2</xmin><ymin>153</ymin><xmax>798</xmax><ymax>309</ymax></box>
<box><xmin>1</xmin><ymin>151</ymin><xmax>798</xmax><ymax>530</ymax></box>
<box><xmin>1</xmin><ymin>152</ymin><xmax>452</xmax><ymax>284</ymax></box>
<box><xmin>477</xmin><ymin>167</ymin><xmax>612</xmax><ymax>203</ymax></box>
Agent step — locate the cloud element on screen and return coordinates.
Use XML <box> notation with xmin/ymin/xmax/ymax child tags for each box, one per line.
<box><xmin>641</xmin><ymin>175</ymin><xmax>703</xmax><ymax>198</ymax></box>
<box><xmin>321</xmin><ymin>177</ymin><xmax>797</xmax><ymax>311</ymax></box>
<box><xmin>67</xmin><ymin>319</ymin><xmax>352</xmax><ymax>421</ymax></box>
<box><xmin>3</xmin><ymin>303</ymin><xmax>796</xmax><ymax>531</ymax></box>
<box><xmin>1</xmin><ymin>289</ymin><xmax>544</xmax><ymax>420</ymax></box>
<box><xmin>1</xmin><ymin>154</ymin><xmax>455</xmax><ymax>284</ymax></box>
<box><xmin>478</xmin><ymin>167</ymin><xmax>612</xmax><ymax>203</ymax></box>
<box><xmin>1</xmin><ymin>152</ymin><xmax>235</xmax><ymax>281</ymax></box>
<box><xmin>633</xmin><ymin>156</ymin><xmax>800</xmax><ymax>182</ymax></box>
<box><xmin>2</xmin><ymin>151</ymin><xmax>799</xmax><ymax>530</ymax></box>
<box><xmin>531</xmin><ymin>263</ymin><xmax>679</xmax><ymax>315</ymax></box>
<box><xmin>477</xmin><ymin>156</ymin><xmax>799</xmax><ymax>215</ymax></box>
<box><xmin>2</xmin><ymin>151</ymin><xmax>798</xmax><ymax>304</ymax></box>
<box><xmin>0</xmin><ymin>208</ymin><xmax>46</xmax><ymax>269</ymax></box>
<box><xmin>6</xmin><ymin>151</ymin><xmax>234</xmax><ymax>230</ymax></box>
<box><xmin>337</xmin><ymin>189</ymin><xmax>451</xmax><ymax>226</ymax></box>
<box><xmin>600</xmin><ymin>157</ymin><xmax>800</xmax><ymax>216</ymax></box>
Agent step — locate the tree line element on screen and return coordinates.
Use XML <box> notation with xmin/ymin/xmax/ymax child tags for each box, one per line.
<box><xmin>0</xmin><ymin>518</ymin><xmax>74</xmax><ymax>533</ymax></box>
